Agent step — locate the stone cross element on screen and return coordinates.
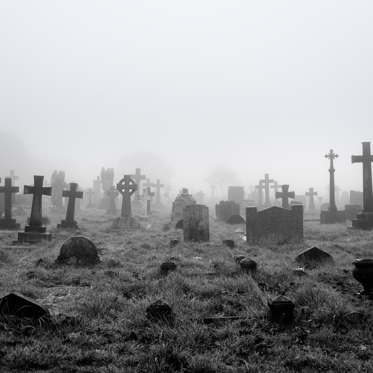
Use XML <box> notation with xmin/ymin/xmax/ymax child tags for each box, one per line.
<box><xmin>130</xmin><ymin>168</ymin><xmax>146</xmax><ymax>200</ymax></box>
<box><xmin>86</xmin><ymin>188</ymin><xmax>94</xmax><ymax>208</ymax></box>
<box><xmin>63</xmin><ymin>183</ymin><xmax>83</xmax><ymax>223</ymax></box>
<box><xmin>306</xmin><ymin>188</ymin><xmax>318</xmax><ymax>209</ymax></box>
<box><xmin>270</xmin><ymin>181</ymin><xmax>281</xmax><ymax>196</ymax></box>
<box><xmin>0</xmin><ymin>178</ymin><xmax>19</xmax><ymax>219</ymax></box>
<box><xmin>325</xmin><ymin>149</ymin><xmax>338</xmax><ymax>211</ymax></box>
<box><xmin>141</xmin><ymin>187</ymin><xmax>148</xmax><ymax>216</ymax></box>
<box><xmin>352</xmin><ymin>142</ymin><xmax>373</xmax><ymax>212</ymax></box>
<box><xmin>276</xmin><ymin>185</ymin><xmax>295</xmax><ymax>209</ymax></box>
<box><xmin>153</xmin><ymin>179</ymin><xmax>164</xmax><ymax>206</ymax></box>
<box><xmin>147</xmin><ymin>187</ymin><xmax>155</xmax><ymax>214</ymax></box>
<box><xmin>318</xmin><ymin>196</ymin><xmax>323</xmax><ymax>207</ymax></box>
<box><xmin>117</xmin><ymin>175</ymin><xmax>137</xmax><ymax>219</ymax></box>
<box><xmin>260</xmin><ymin>174</ymin><xmax>274</xmax><ymax>206</ymax></box>
<box><xmin>255</xmin><ymin>181</ymin><xmax>264</xmax><ymax>206</ymax></box>
<box><xmin>24</xmin><ymin>176</ymin><xmax>52</xmax><ymax>227</ymax></box>
<box><xmin>51</xmin><ymin>170</ymin><xmax>66</xmax><ymax>208</ymax></box>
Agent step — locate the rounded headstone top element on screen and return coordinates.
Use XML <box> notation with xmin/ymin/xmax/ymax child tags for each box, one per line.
<box><xmin>56</xmin><ymin>236</ymin><xmax>101</xmax><ymax>266</ymax></box>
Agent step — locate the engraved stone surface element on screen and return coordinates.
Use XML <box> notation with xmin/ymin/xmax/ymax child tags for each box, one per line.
<box><xmin>183</xmin><ymin>204</ymin><xmax>209</xmax><ymax>242</ymax></box>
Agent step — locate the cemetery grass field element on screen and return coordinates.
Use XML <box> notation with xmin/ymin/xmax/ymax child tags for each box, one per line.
<box><xmin>1</xmin><ymin>208</ymin><xmax>373</xmax><ymax>372</ymax></box>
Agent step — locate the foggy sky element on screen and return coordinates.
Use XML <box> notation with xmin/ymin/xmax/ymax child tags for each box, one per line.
<box><xmin>1</xmin><ymin>1</ymin><xmax>372</xmax><ymax>199</ymax></box>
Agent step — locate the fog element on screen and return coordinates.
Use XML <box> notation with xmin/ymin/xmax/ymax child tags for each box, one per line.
<box><xmin>1</xmin><ymin>1</ymin><xmax>372</xmax><ymax>200</ymax></box>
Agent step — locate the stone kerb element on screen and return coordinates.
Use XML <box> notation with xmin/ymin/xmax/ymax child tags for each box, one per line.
<box><xmin>246</xmin><ymin>205</ymin><xmax>303</xmax><ymax>245</ymax></box>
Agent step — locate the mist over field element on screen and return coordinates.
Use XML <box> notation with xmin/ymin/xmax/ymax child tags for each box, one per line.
<box><xmin>1</xmin><ymin>1</ymin><xmax>372</xmax><ymax>200</ymax></box>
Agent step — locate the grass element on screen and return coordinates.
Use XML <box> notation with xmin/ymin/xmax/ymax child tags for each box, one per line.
<box><xmin>0</xmin><ymin>206</ymin><xmax>373</xmax><ymax>372</ymax></box>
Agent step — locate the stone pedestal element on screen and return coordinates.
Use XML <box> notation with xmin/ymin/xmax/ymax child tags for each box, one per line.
<box><xmin>57</xmin><ymin>220</ymin><xmax>79</xmax><ymax>230</ymax></box>
<box><xmin>0</xmin><ymin>219</ymin><xmax>20</xmax><ymax>230</ymax></box>
<box><xmin>352</xmin><ymin>212</ymin><xmax>373</xmax><ymax>230</ymax></box>
<box><xmin>18</xmin><ymin>226</ymin><xmax>52</xmax><ymax>243</ymax></box>
<box><xmin>320</xmin><ymin>210</ymin><xmax>346</xmax><ymax>224</ymax></box>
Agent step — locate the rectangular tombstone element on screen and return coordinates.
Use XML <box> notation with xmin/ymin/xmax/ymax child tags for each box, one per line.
<box><xmin>228</xmin><ymin>186</ymin><xmax>244</xmax><ymax>205</ymax></box>
<box><xmin>246</xmin><ymin>205</ymin><xmax>303</xmax><ymax>245</ymax></box>
<box><xmin>183</xmin><ymin>204</ymin><xmax>209</xmax><ymax>242</ymax></box>
<box><xmin>350</xmin><ymin>190</ymin><xmax>363</xmax><ymax>206</ymax></box>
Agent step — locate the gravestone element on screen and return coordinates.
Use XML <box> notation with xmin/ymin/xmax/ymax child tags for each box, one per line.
<box><xmin>146</xmin><ymin>187</ymin><xmax>155</xmax><ymax>215</ymax></box>
<box><xmin>85</xmin><ymin>188</ymin><xmax>95</xmax><ymax>208</ymax></box>
<box><xmin>226</xmin><ymin>214</ymin><xmax>246</xmax><ymax>224</ymax></box>
<box><xmin>215</xmin><ymin>200</ymin><xmax>240</xmax><ymax>222</ymax></box>
<box><xmin>306</xmin><ymin>188</ymin><xmax>318</xmax><ymax>210</ymax></box>
<box><xmin>99</xmin><ymin>168</ymin><xmax>114</xmax><ymax>209</ymax></box>
<box><xmin>350</xmin><ymin>190</ymin><xmax>363</xmax><ymax>206</ymax></box>
<box><xmin>163</xmin><ymin>184</ymin><xmax>172</xmax><ymax>205</ymax></box>
<box><xmin>112</xmin><ymin>175</ymin><xmax>140</xmax><ymax>229</ymax></box>
<box><xmin>260</xmin><ymin>174</ymin><xmax>274</xmax><ymax>207</ymax></box>
<box><xmin>246</xmin><ymin>205</ymin><xmax>303</xmax><ymax>245</ymax></box>
<box><xmin>51</xmin><ymin>170</ymin><xmax>66</xmax><ymax>211</ymax></box>
<box><xmin>153</xmin><ymin>179</ymin><xmax>164</xmax><ymax>209</ymax></box>
<box><xmin>0</xmin><ymin>177</ymin><xmax>20</xmax><ymax>230</ymax></box>
<box><xmin>8</xmin><ymin>170</ymin><xmax>19</xmax><ymax>206</ymax></box>
<box><xmin>351</xmin><ymin>142</ymin><xmax>373</xmax><ymax>229</ymax></box>
<box><xmin>18</xmin><ymin>175</ymin><xmax>52</xmax><ymax>243</ymax></box>
<box><xmin>92</xmin><ymin>176</ymin><xmax>102</xmax><ymax>207</ymax></box>
<box><xmin>183</xmin><ymin>204</ymin><xmax>209</xmax><ymax>242</ymax></box>
<box><xmin>295</xmin><ymin>247</ymin><xmax>333</xmax><ymax>265</ymax></box>
<box><xmin>175</xmin><ymin>219</ymin><xmax>183</xmax><ymax>229</ymax></box>
<box><xmin>275</xmin><ymin>185</ymin><xmax>295</xmax><ymax>209</ymax></box>
<box><xmin>130</xmin><ymin>168</ymin><xmax>146</xmax><ymax>213</ymax></box>
<box><xmin>227</xmin><ymin>186</ymin><xmax>244</xmax><ymax>208</ymax></box>
<box><xmin>55</xmin><ymin>236</ymin><xmax>101</xmax><ymax>266</ymax></box>
<box><xmin>171</xmin><ymin>188</ymin><xmax>196</xmax><ymax>221</ymax></box>
<box><xmin>106</xmin><ymin>186</ymin><xmax>119</xmax><ymax>216</ymax></box>
<box><xmin>63</xmin><ymin>183</ymin><xmax>82</xmax><ymax>211</ymax></box>
<box><xmin>271</xmin><ymin>181</ymin><xmax>281</xmax><ymax>206</ymax></box>
<box><xmin>194</xmin><ymin>191</ymin><xmax>205</xmax><ymax>205</ymax></box>
<box><xmin>57</xmin><ymin>183</ymin><xmax>83</xmax><ymax>229</ymax></box>
<box><xmin>255</xmin><ymin>182</ymin><xmax>264</xmax><ymax>207</ymax></box>
<box><xmin>320</xmin><ymin>150</ymin><xmax>346</xmax><ymax>224</ymax></box>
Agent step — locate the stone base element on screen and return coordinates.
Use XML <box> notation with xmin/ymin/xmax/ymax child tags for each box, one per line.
<box><xmin>106</xmin><ymin>209</ymin><xmax>118</xmax><ymax>216</ymax></box>
<box><xmin>57</xmin><ymin>220</ymin><xmax>79</xmax><ymax>230</ymax></box>
<box><xmin>27</xmin><ymin>217</ymin><xmax>50</xmax><ymax>225</ymax></box>
<box><xmin>18</xmin><ymin>231</ymin><xmax>52</xmax><ymax>243</ymax></box>
<box><xmin>320</xmin><ymin>210</ymin><xmax>346</xmax><ymax>224</ymax></box>
<box><xmin>352</xmin><ymin>212</ymin><xmax>373</xmax><ymax>230</ymax></box>
<box><xmin>0</xmin><ymin>219</ymin><xmax>20</xmax><ymax>230</ymax></box>
<box><xmin>112</xmin><ymin>217</ymin><xmax>141</xmax><ymax>229</ymax></box>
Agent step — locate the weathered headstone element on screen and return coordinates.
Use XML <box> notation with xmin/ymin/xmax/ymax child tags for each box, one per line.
<box><xmin>106</xmin><ymin>186</ymin><xmax>119</xmax><ymax>216</ymax></box>
<box><xmin>130</xmin><ymin>168</ymin><xmax>146</xmax><ymax>204</ymax></box>
<box><xmin>153</xmin><ymin>179</ymin><xmax>164</xmax><ymax>209</ymax></box>
<box><xmin>351</xmin><ymin>142</ymin><xmax>373</xmax><ymax>229</ymax></box>
<box><xmin>227</xmin><ymin>186</ymin><xmax>244</xmax><ymax>207</ymax></box>
<box><xmin>85</xmin><ymin>188</ymin><xmax>95</xmax><ymax>208</ymax></box>
<box><xmin>226</xmin><ymin>214</ymin><xmax>246</xmax><ymax>224</ymax></box>
<box><xmin>320</xmin><ymin>149</ymin><xmax>346</xmax><ymax>224</ymax></box>
<box><xmin>18</xmin><ymin>176</ymin><xmax>52</xmax><ymax>243</ymax></box>
<box><xmin>215</xmin><ymin>200</ymin><xmax>240</xmax><ymax>222</ymax></box>
<box><xmin>57</xmin><ymin>183</ymin><xmax>83</xmax><ymax>229</ymax></box>
<box><xmin>112</xmin><ymin>175</ymin><xmax>140</xmax><ymax>229</ymax></box>
<box><xmin>306</xmin><ymin>188</ymin><xmax>318</xmax><ymax>210</ymax></box>
<box><xmin>275</xmin><ymin>185</ymin><xmax>295</xmax><ymax>209</ymax></box>
<box><xmin>171</xmin><ymin>188</ymin><xmax>196</xmax><ymax>221</ymax></box>
<box><xmin>99</xmin><ymin>168</ymin><xmax>114</xmax><ymax>209</ymax></box>
<box><xmin>8</xmin><ymin>170</ymin><xmax>19</xmax><ymax>206</ymax></box>
<box><xmin>55</xmin><ymin>236</ymin><xmax>101</xmax><ymax>266</ymax></box>
<box><xmin>92</xmin><ymin>176</ymin><xmax>102</xmax><ymax>207</ymax></box>
<box><xmin>246</xmin><ymin>205</ymin><xmax>303</xmax><ymax>245</ymax></box>
<box><xmin>51</xmin><ymin>170</ymin><xmax>66</xmax><ymax>210</ymax></box>
<box><xmin>183</xmin><ymin>204</ymin><xmax>209</xmax><ymax>242</ymax></box>
<box><xmin>260</xmin><ymin>174</ymin><xmax>273</xmax><ymax>207</ymax></box>
<box><xmin>0</xmin><ymin>178</ymin><xmax>20</xmax><ymax>230</ymax></box>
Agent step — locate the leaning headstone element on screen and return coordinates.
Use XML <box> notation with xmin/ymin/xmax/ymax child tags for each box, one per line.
<box><xmin>57</xmin><ymin>183</ymin><xmax>83</xmax><ymax>229</ymax></box>
<box><xmin>183</xmin><ymin>204</ymin><xmax>209</xmax><ymax>242</ymax></box>
<box><xmin>171</xmin><ymin>188</ymin><xmax>196</xmax><ymax>221</ymax></box>
<box><xmin>0</xmin><ymin>292</ymin><xmax>50</xmax><ymax>320</ymax></box>
<box><xmin>226</xmin><ymin>214</ymin><xmax>245</xmax><ymax>224</ymax></box>
<box><xmin>246</xmin><ymin>205</ymin><xmax>303</xmax><ymax>245</ymax></box>
<box><xmin>0</xmin><ymin>178</ymin><xmax>20</xmax><ymax>230</ymax></box>
<box><xmin>112</xmin><ymin>175</ymin><xmax>140</xmax><ymax>229</ymax></box>
<box><xmin>18</xmin><ymin>176</ymin><xmax>52</xmax><ymax>243</ymax></box>
<box><xmin>215</xmin><ymin>200</ymin><xmax>240</xmax><ymax>222</ymax></box>
<box><xmin>55</xmin><ymin>236</ymin><xmax>101</xmax><ymax>266</ymax></box>
<box><xmin>295</xmin><ymin>246</ymin><xmax>333</xmax><ymax>265</ymax></box>
<box><xmin>320</xmin><ymin>149</ymin><xmax>346</xmax><ymax>224</ymax></box>
<box><xmin>351</xmin><ymin>142</ymin><xmax>373</xmax><ymax>229</ymax></box>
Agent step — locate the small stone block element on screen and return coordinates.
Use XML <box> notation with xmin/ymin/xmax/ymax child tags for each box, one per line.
<box><xmin>18</xmin><ymin>231</ymin><xmax>52</xmax><ymax>243</ymax></box>
<box><xmin>146</xmin><ymin>300</ymin><xmax>173</xmax><ymax>323</ymax></box>
<box><xmin>268</xmin><ymin>295</ymin><xmax>295</xmax><ymax>322</ymax></box>
<box><xmin>226</xmin><ymin>214</ymin><xmax>246</xmax><ymax>224</ymax></box>
<box><xmin>0</xmin><ymin>292</ymin><xmax>50</xmax><ymax>320</ymax></box>
<box><xmin>240</xmin><ymin>258</ymin><xmax>257</xmax><ymax>272</ymax></box>
<box><xmin>222</xmin><ymin>239</ymin><xmax>235</xmax><ymax>248</ymax></box>
<box><xmin>160</xmin><ymin>260</ymin><xmax>177</xmax><ymax>274</ymax></box>
<box><xmin>169</xmin><ymin>239</ymin><xmax>180</xmax><ymax>248</ymax></box>
<box><xmin>295</xmin><ymin>246</ymin><xmax>333</xmax><ymax>264</ymax></box>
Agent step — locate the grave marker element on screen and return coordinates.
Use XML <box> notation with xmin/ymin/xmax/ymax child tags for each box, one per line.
<box><xmin>305</xmin><ymin>188</ymin><xmax>318</xmax><ymax>210</ymax></box>
<box><xmin>92</xmin><ymin>176</ymin><xmax>102</xmax><ymax>207</ymax></box>
<box><xmin>255</xmin><ymin>182</ymin><xmax>264</xmax><ymax>207</ymax></box>
<box><xmin>351</xmin><ymin>142</ymin><xmax>373</xmax><ymax>229</ymax></box>
<box><xmin>130</xmin><ymin>168</ymin><xmax>146</xmax><ymax>201</ymax></box>
<box><xmin>99</xmin><ymin>168</ymin><xmax>114</xmax><ymax>209</ymax></box>
<box><xmin>183</xmin><ymin>204</ymin><xmax>209</xmax><ymax>242</ymax></box>
<box><xmin>106</xmin><ymin>186</ymin><xmax>119</xmax><ymax>216</ymax></box>
<box><xmin>57</xmin><ymin>183</ymin><xmax>83</xmax><ymax>229</ymax></box>
<box><xmin>275</xmin><ymin>185</ymin><xmax>295</xmax><ymax>209</ymax></box>
<box><xmin>18</xmin><ymin>176</ymin><xmax>52</xmax><ymax>242</ymax></box>
<box><xmin>0</xmin><ymin>178</ymin><xmax>20</xmax><ymax>230</ymax></box>
<box><xmin>51</xmin><ymin>170</ymin><xmax>66</xmax><ymax>210</ymax></box>
<box><xmin>260</xmin><ymin>174</ymin><xmax>273</xmax><ymax>207</ymax></box>
<box><xmin>85</xmin><ymin>188</ymin><xmax>95</xmax><ymax>208</ymax></box>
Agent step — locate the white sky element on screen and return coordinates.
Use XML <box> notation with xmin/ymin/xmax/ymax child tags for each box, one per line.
<box><xmin>0</xmin><ymin>1</ymin><xmax>372</xmax><ymax>199</ymax></box>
